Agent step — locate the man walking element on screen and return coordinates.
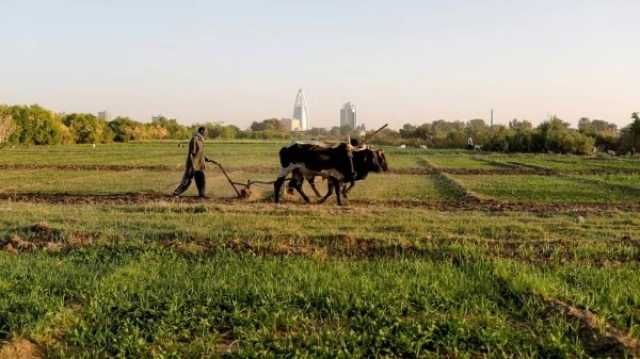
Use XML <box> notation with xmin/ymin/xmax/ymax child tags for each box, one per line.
<box><xmin>174</xmin><ymin>126</ymin><xmax>209</xmax><ymax>198</ymax></box>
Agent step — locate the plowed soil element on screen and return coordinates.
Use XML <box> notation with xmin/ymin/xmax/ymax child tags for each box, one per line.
<box><xmin>1</xmin><ymin>192</ymin><xmax>639</xmax><ymax>213</ymax></box>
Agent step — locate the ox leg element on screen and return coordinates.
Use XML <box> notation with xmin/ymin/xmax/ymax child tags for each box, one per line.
<box><xmin>307</xmin><ymin>176</ymin><xmax>323</xmax><ymax>197</ymax></box>
<box><xmin>318</xmin><ymin>179</ymin><xmax>334</xmax><ymax>204</ymax></box>
<box><xmin>274</xmin><ymin>177</ymin><xmax>286</xmax><ymax>203</ymax></box>
<box><xmin>341</xmin><ymin>181</ymin><xmax>355</xmax><ymax>198</ymax></box>
<box><xmin>344</xmin><ymin>181</ymin><xmax>355</xmax><ymax>194</ymax></box>
<box><xmin>274</xmin><ymin>165</ymin><xmax>295</xmax><ymax>203</ymax></box>
<box><xmin>333</xmin><ymin>178</ymin><xmax>343</xmax><ymax>206</ymax></box>
<box><xmin>294</xmin><ymin>183</ymin><xmax>310</xmax><ymax>203</ymax></box>
<box><xmin>288</xmin><ymin>169</ymin><xmax>303</xmax><ymax>194</ymax></box>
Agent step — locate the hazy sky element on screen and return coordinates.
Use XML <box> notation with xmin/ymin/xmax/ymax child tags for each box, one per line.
<box><xmin>1</xmin><ymin>0</ymin><xmax>639</xmax><ymax>129</ymax></box>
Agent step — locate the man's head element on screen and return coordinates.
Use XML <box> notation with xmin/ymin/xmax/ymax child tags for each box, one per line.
<box><xmin>197</xmin><ymin>126</ymin><xmax>207</xmax><ymax>136</ymax></box>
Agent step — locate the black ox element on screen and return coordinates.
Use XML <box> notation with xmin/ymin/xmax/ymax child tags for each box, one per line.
<box><xmin>274</xmin><ymin>143</ymin><xmax>388</xmax><ymax>205</ymax></box>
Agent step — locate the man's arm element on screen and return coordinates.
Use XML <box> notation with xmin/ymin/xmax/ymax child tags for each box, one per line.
<box><xmin>187</xmin><ymin>137</ymin><xmax>198</xmax><ymax>163</ymax></box>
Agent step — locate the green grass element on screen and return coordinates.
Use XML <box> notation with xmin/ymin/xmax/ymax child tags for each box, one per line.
<box><xmin>1</xmin><ymin>143</ymin><xmax>639</xmax><ymax>356</ymax></box>
<box><xmin>53</xmin><ymin>253</ymin><xmax>594</xmax><ymax>357</ymax></box>
<box><xmin>0</xmin><ymin>169</ymin><xmax>271</xmax><ymax>197</ymax></box>
<box><xmin>344</xmin><ymin>173</ymin><xmax>461</xmax><ymax>202</ymax></box>
<box><xmin>0</xmin><ymin>142</ymin><xmax>283</xmax><ymax>168</ymax></box>
<box><xmin>4</xmin><ymin>246</ymin><xmax>634</xmax><ymax>357</ymax></box>
<box><xmin>0</xmin><ymin>170</ymin><xmax>458</xmax><ymax>203</ymax></box>
<box><xmin>454</xmin><ymin>174</ymin><xmax>640</xmax><ymax>204</ymax></box>
<box><xmin>379</xmin><ymin>148</ymin><xmax>430</xmax><ymax>169</ymax></box>
<box><xmin>424</xmin><ymin>153</ymin><xmax>500</xmax><ymax>170</ymax></box>
<box><xmin>488</xmin><ymin>153</ymin><xmax>640</xmax><ymax>173</ymax></box>
<box><xmin>578</xmin><ymin>173</ymin><xmax>640</xmax><ymax>189</ymax></box>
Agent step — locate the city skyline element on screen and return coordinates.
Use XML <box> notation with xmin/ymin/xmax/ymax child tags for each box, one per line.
<box><xmin>340</xmin><ymin>102</ymin><xmax>357</xmax><ymax>129</ymax></box>
<box><xmin>1</xmin><ymin>1</ymin><xmax>639</xmax><ymax>128</ymax></box>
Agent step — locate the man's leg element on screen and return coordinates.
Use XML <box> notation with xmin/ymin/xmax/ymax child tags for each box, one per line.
<box><xmin>173</xmin><ymin>169</ymin><xmax>194</xmax><ymax>196</ymax></box>
<box><xmin>194</xmin><ymin>170</ymin><xmax>207</xmax><ymax>198</ymax></box>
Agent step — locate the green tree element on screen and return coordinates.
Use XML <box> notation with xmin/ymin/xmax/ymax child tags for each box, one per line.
<box><xmin>151</xmin><ymin>116</ymin><xmax>189</xmax><ymax>139</ymax></box>
<box><xmin>619</xmin><ymin>113</ymin><xmax>640</xmax><ymax>154</ymax></box>
<box><xmin>399</xmin><ymin>124</ymin><xmax>417</xmax><ymax>138</ymax></box>
<box><xmin>0</xmin><ymin>105</ymin><xmax>15</xmax><ymax>143</ymax></box>
<box><xmin>220</xmin><ymin>125</ymin><xmax>239</xmax><ymax>139</ymax></box>
<box><xmin>108</xmin><ymin>117</ymin><xmax>145</xmax><ymax>142</ymax></box>
<box><xmin>62</xmin><ymin>113</ymin><xmax>102</xmax><ymax>143</ymax></box>
<box><xmin>8</xmin><ymin>105</ymin><xmax>65</xmax><ymax>145</ymax></box>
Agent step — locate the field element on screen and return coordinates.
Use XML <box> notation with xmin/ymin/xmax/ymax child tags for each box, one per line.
<box><xmin>1</xmin><ymin>142</ymin><xmax>640</xmax><ymax>357</ymax></box>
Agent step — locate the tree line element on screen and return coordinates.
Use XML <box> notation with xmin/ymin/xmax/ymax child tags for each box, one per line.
<box><xmin>388</xmin><ymin>114</ymin><xmax>640</xmax><ymax>155</ymax></box>
<box><xmin>0</xmin><ymin>104</ymin><xmax>243</xmax><ymax>145</ymax></box>
<box><xmin>1</xmin><ymin>104</ymin><xmax>639</xmax><ymax>155</ymax></box>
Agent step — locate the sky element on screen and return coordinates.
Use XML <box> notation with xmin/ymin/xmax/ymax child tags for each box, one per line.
<box><xmin>1</xmin><ymin>0</ymin><xmax>639</xmax><ymax>129</ymax></box>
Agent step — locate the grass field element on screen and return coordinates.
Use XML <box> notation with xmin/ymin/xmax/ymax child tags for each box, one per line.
<box><xmin>1</xmin><ymin>142</ymin><xmax>639</xmax><ymax>357</ymax></box>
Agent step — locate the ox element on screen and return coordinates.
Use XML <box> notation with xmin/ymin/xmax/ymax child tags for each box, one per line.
<box><xmin>274</xmin><ymin>143</ymin><xmax>388</xmax><ymax>205</ymax></box>
<box><xmin>300</xmin><ymin>147</ymin><xmax>387</xmax><ymax>201</ymax></box>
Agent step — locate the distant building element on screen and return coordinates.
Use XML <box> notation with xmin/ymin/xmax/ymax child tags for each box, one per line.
<box><xmin>340</xmin><ymin>102</ymin><xmax>357</xmax><ymax>129</ymax></box>
<box><xmin>292</xmin><ymin>89</ymin><xmax>310</xmax><ymax>131</ymax></box>
<box><xmin>97</xmin><ymin>111</ymin><xmax>111</xmax><ymax>122</ymax></box>
<box><xmin>281</xmin><ymin>118</ymin><xmax>302</xmax><ymax>131</ymax></box>
<box><xmin>151</xmin><ymin>114</ymin><xmax>165</xmax><ymax>121</ymax></box>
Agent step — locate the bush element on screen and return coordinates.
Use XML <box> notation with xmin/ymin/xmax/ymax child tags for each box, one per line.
<box><xmin>62</xmin><ymin>113</ymin><xmax>113</xmax><ymax>144</ymax></box>
<box><xmin>108</xmin><ymin>117</ymin><xmax>145</xmax><ymax>142</ymax></box>
<box><xmin>8</xmin><ymin>105</ymin><xmax>66</xmax><ymax>145</ymax></box>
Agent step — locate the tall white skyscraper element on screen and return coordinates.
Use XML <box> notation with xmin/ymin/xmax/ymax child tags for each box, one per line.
<box><xmin>340</xmin><ymin>102</ymin><xmax>357</xmax><ymax>129</ymax></box>
<box><xmin>292</xmin><ymin>89</ymin><xmax>310</xmax><ymax>131</ymax></box>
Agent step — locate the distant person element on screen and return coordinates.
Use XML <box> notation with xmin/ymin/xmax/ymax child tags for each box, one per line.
<box><xmin>467</xmin><ymin>136</ymin><xmax>474</xmax><ymax>150</ymax></box>
<box><xmin>173</xmin><ymin>127</ymin><xmax>210</xmax><ymax>198</ymax></box>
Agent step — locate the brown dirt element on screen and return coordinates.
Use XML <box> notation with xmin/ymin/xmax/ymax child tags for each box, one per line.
<box><xmin>0</xmin><ymin>338</ymin><xmax>42</xmax><ymax>359</ymax></box>
<box><xmin>1</xmin><ymin>223</ymin><xmax>95</xmax><ymax>254</ymax></box>
<box><xmin>549</xmin><ymin>299</ymin><xmax>640</xmax><ymax>357</ymax></box>
<box><xmin>214</xmin><ymin>332</ymin><xmax>240</xmax><ymax>354</ymax></box>
<box><xmin>478</xmin><ymin>237</ymin><xmax>640</xmax><ymax>266</ymax></box>
<box><xmin>0</xmin><ymin>192</ymin><xmax>194</xmax><ymax>205</ymax></box>
<box><xmin>505</xmin><ymin>161</ymin><xmax>558</xmax><ymax>174</ymax></box>
<box><xmin>3</xmin><ymin>162</ymin><xmax>639</xmax><ymax>176</ymax></box>
<box><xmin>2</xmin><ymin>192</ymin><xmax>639</xmax><ymax>214</ymax></box>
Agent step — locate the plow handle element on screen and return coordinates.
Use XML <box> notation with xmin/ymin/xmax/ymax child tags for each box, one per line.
<box><xmin>206</xmin><ymin>159</ymin><xmax>242</xmax><ymax>197</ymax></box>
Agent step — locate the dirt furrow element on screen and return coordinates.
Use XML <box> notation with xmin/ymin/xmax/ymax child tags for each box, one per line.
<box><xmin>1</xmin><ymin>192</ymin><xmax>639</xmax><ymax>213</ymax></box>
<box><xmin>548</xmin><ymin>298</ymin><xmax>640</xmax><ymax>357</ymax></box>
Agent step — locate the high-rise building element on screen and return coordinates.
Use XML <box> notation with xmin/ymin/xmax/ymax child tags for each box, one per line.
<box><xmin>292</xmin><ymin>89</ymin><xmax>310</xmax><ymax>131</ymax></box>
<box><xmin>280</xmin><ymin>118</ymin><xmax>302</xmax><ymax>131</ymax></box>
<box><xmin>97</xmin><ymin>111</ymin><xmax>111</xmax><ymax>122</ymax></box>
<box><xmin>340</xmin><ymin>102</ymin><xmax>357</xmax><ymax>129</ymax></box>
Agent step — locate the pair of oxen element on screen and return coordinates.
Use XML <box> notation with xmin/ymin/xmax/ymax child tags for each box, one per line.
<box><xmin>273</xmin><ymin>142</ymin><xmax>388</xmax><ymax>205</ymax></box>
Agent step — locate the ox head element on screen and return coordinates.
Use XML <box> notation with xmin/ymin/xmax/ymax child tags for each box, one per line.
<box><xmin>374</xmin><ymin>149</ymin><xmax>388</xmax><ymax>172</ymax></box>
<box><xmin>355</xmin><ymin>147</ymin><xmax>388</xmax><ymax>173</ymax></box>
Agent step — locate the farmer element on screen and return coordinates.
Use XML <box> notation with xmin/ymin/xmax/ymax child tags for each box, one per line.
<box><xmin>173</xmin><ymin>126</ymin><xmax>210</xmax><ymax>198</ymax></box>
